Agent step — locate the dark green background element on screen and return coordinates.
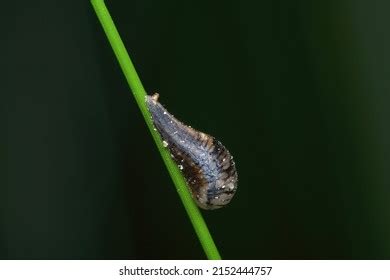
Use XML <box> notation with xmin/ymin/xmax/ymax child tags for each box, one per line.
<box><xmin>1</xmin><ymin>0</ymin><xmax>390</xmax><ymax>259</ymax></box>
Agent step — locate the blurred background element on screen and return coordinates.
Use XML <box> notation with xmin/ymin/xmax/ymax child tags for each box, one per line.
<box><xmin>1</xmin><ymin>0</ymin><xmax>390</xmax><ymax>259</ymax></box>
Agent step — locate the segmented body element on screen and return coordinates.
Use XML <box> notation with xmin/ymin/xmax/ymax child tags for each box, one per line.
<box><xmin>146</xmin><ymin>93</ymin><xmax>238</xmax><ymax>210</ymax></box>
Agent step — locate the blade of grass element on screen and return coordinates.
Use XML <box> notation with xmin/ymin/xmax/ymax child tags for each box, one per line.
<box><xmin>91</xmin><ymin>0</ymin><xmax>221</xmax><ymax>260</ymax></box>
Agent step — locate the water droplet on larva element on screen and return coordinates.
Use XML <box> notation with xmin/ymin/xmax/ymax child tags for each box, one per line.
<box><xmin>178</xmin><ymin>165</ymin><xmax>184</xmax><ymax>170</ymax></box>
<box><xmin>162</xmin><ymin>140</ymin><xmax>168</xmax><ymax>147</ymax></box>
<box><xmin>163</xmin><ymin>111</ymin><xmax>167</xmax><ymax>115</ymax></box>
<box><xmin>222</xmin><ymin>158</ymin><xmax>226</xmax><ymax>162</ymax></box>
<box><xmin>221</xmin><ymin>185</ymin><xmax>226</xmax><ymax>189</ymax></box>
<box><xmin>214</xmin><ymin>196</ymin><xmax>219</xmax><ymax>199</ymax></box>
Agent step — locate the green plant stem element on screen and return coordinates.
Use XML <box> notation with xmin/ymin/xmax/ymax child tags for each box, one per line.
<box><xmin>91</xmin><ymin>0</ymin><xmax>221</xmax><ymax>260</ymax></box>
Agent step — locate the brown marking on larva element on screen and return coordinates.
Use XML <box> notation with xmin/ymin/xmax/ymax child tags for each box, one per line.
<box><xmin>145</xmin><ymin>93</ymin><xmax>238</xmax><ymax>210</ymax></box>
<box><xmin>169</xmin><ymin>144</ymin><xmax>209</xmax><ymax>193</ymax></box>
<box><xmin>206</xmin><ymin>138</ymin><xmax>214</xmax><ymax>150</ymax></box>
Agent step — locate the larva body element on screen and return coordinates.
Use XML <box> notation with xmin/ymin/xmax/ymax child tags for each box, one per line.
<box><xmin>146</xmin><ymin>93</ymin><xmax>238</xmax><ymax>210</ymax></box>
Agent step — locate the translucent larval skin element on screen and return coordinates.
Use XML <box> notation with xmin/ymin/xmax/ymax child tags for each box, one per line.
<box><xmin>146</xmin><ymin>93</ymin><xmax>238</xmax><ymax>210</ymax></box>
